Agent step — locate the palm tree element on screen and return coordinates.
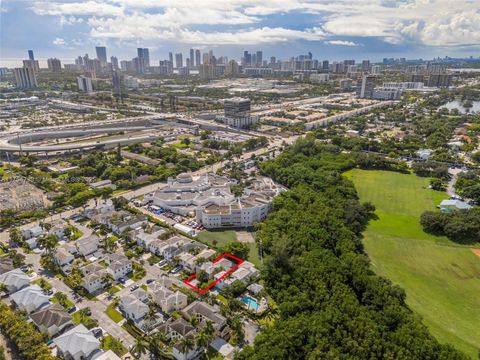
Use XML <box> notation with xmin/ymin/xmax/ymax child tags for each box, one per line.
<box><xmin>143</xmin><ymin>304</ymin><xmax>158</xmax><ymax>333</ymax></box>
<box><xmin>177</xmin><ymin>336</ymin><xmax>195</xmax><ymax>359</ymax></box>
<box><xmin>195</xmin><ymin>330</ymin><xmax>212</xmax><ymax>358</ymax></box>
<box><xmin>204</xmin><ymin>320</ymin><xmax>215</xmax><ymax>338</ymax></box>
<box><xmin>38</xmin><ymin>234</ymin><xmax>58</xmax><ymax>256</ymax></box>
<box><xmin>131</xmin><ymin>338</ymin><xmax>148</xmax><ymax>359</ymax></box>
<box><xmin>189</xmin><ymin>314</ymin><xmax>198</xmax><ymax>327</ymax></box>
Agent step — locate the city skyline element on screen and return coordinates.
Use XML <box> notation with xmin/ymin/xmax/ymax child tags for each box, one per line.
<box><xmin>1</xmin><ymin>0</ymin><xmax>480</xmax><ymax>66</ymax></box>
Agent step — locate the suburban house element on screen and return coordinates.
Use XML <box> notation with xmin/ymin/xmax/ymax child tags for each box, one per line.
<box><xmin>49</xmin><ymin>219</ymin><xmax>67</xmax><ymax>240</ymax></box>
<box><xmin>159</xmin><ymin>319</ymin><xmax>199</xmax><ymax>360</ymax></box>
<box><xmin>151</xmin><ymin>285</ymin><xmax>188</xmax><ymax>314</ymax></box>
<box><xmin>30</xmin><ymin>303</ymin><xmax>73</xmax><ymax>337</ymax></box>
<box><xmin>0</xmin><ymin>268</ymin><xmax>30</xmax><ymax>293</ymax></box>
<box><xmin>214</xmin><ymin>261</ymin><xmax>259</xmax><ymax>290</ymax></box>
<box><xmin>81</xmin><ymin>263</ymin><xmax>108</xmax><ymax>294</ymax></box>
<box><xmin>54</xmin><ymin>247</ymin><xmax>75</xmax><ymax>267</ymax></box>
<box><xmin>76</xmin><ymin>235</ymin><xmax>100</xmax><ymax>257</ymax></box>
<box><xmin>21</xmin><ymin>224</ymin><xmax>44</xmax><ymax>240</ymax></box>
<box><xmin>108</xmin><ymin>212</ymin><xmax>148</xmax><ymax>235</ymax></box>
<box><xmin>134</xmin><ymin>227</ymin><xmax>167</xmax><ymax>249</ymax></box>
<box><xmin>53</xmin><ymin>324</ymin><xmax>101</xmax><ymax>360</ymax></box>
<box><xmin>10</xmin><ymin>284</ymin><xmax>50</xmax><ymax>313</ymax></box>
<box><xmin>104</xmin><ymin>253</ymin><xmax>132</xmax><ymax>280</ymax></box>
<box><xmin>181</xmin><ymin>301</ymin><xmax>227</xmax><ymax>331</ymax></box>
<box><xmin>154</xmin><ymin>236</ymin><xmax>190</xmax><ymax>261</ymax></box>
<box><xmin>148</xmin><ymin>276</ymin><xmax>174</xmax><ymax>291</ymax></box>
<box><xmin>210</xmin><ymin>337</ymin><xmax>236</xmax><ymax>360</ymax></box>
<box><xmin>178</xmin><ymin>248</ymin><xmax>216</xmax><ymax>273</ymax></box>
<box><xmin>119</xmin><ymin>290</ymin><xmax>149</xmax><ymax>324</ymax></box>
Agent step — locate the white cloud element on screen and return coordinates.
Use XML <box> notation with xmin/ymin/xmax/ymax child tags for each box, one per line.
<box><xmin>29</xmin><ymin>0</ymin><xmax>480</xmax><ymax>47</ymax></box>
<box><xmin>53</xmin><ymin>37</ymin><xmax>67</xmax><ymax>46</ymax></box>
<box><xmin>325</xmin><ymin>40</ymin><xmax>357</xmax><ymax>46</ymax></box>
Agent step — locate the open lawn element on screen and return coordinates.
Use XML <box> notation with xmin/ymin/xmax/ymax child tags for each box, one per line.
<box><xmin>345</xmin><ymin>169</ymin><xmax>480</xmax><ymax>358</ymax></box>
<box><xmin>197</xmin><ymin>230</ymin><xmax>262</xmax><ymax>267</ymax></box>
<box><xmin>105</xmin><ymin>302</ymin><xmax>124</xmax><ymax>323</ymax></box>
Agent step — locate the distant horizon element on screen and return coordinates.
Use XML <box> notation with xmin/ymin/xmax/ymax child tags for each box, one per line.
<box><xmin>1</xmin><ymin>1</ymin><xmax>479</xmax><ymax>69</ymax></box>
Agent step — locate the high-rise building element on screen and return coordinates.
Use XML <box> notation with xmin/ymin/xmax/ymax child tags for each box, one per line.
<box><xmin>112</xmin><ymin>70</ymin><xmax>122</xmax><ymax>95</ymax></box>
<box><xmin>47</xmin><ymin>58</ymin><xmax>62</xmax><ymax>72</ymax></box>
<box><xmin>427</xmin><ymin>74</ymin><xmax>452</xmax><ymax>88</ymax></box>
<box><xmin>322</xmin><ymin>60</ymin><xmax>329</xmax><ymax>71</ymax></box>
<box><xmin>195</xmin><ymin>49</ymin><xmax>201</xmax><ymax>67</ymax></box>
<box><xmin>344</xmin><ymin>59</ymin><xmax>355</xmax><ymax>66</ymax></box>
<box><xmin>159</xmin><ymin>60</ymin><xmax>173</xmax><ymax>75</ymax></box>
<box><xmin>111</xmin><ymin>56</ymin><xmax>119</xmax><ymax>71</ymax></box>
<box><xmin>361</xmin><ymin>60</ymin><xmax>370</xmax><ymax>72</ymax></box>
<box><xmin>256</xmin><ymin>51</ymin><xmax>263</xmax><ymax>66</ymax></box>
<box><xmin>371</xmin><ymin>65</ymin><xmax>382</xmax><ymax>75</ymax></box>
<box><xmin>224</xmin><ymin>97</ymin><xmax>256</xmax><ymax>128</ymax></box>
<box><xmin>14</xmin><ymin>67</ymin><xmax>37</xmax><ymax>88</ymax></box>
<box><xmin>169</xmin><ymin>52</ymin><xmax>173</xmax><ymax>64</ymax></box>
<box><xmin>95</xmin><ymin>46</ymin><xmax>107</xmax><ymax>65</ymax></box>
<box><xmin>85</xmin><ymin>58</ymin><xmax>102</xmax><ymax>76</ymax></box>
<box><xmin>120</xmin><ymin>60</ymin><xmax>133</xmax><ymax>72</ymax></box>
<box><xmin>75</xmin><ymin>56</ymin><xmax>84</xmax><ymax>66</ymax></box>
<box><xmin>189</xmin><ymin>49</ymin><xmax>195</xmax><ymax>69</ymax></box>
<box><xmin>242</xmin><ymin>51</ymin><xmax>251</xmax><ymax>66</ymax></box>
<box><xmin>225</xmin><ymin>60</ymin><xmax>240</xmax><ymax>77</ymax></box>
<box><xmin>357</xmin><ymin>75</ymin><xmax>376</xmax><ymax>98</ymax></box>
<box><xmin>77</xmin><ymin>75</ymin><xmax>93</xmax><ymax>93</ymax></box>
<box><xmin>23</xmin><ymin>59</ymin><xmax>40</xmax><ymax>72</ymax></box>
<box><xmin>133</xmin><ymin>57</ymin><xmax>144</xmax><ymax>74</ymax></box>
<box><xmin>175</xmin><ymin>53</ymin><xmax>183</xmax><ymax>68</ymax></box>
<box><xmin>143</xmin><ymin>48</ymin><xmax>150</xmax><ymax>67</ymax></box>
<box><xmin>28</xmin><ymin>50</ymin><xmax>35</xmax><ymax>61</ymax></box>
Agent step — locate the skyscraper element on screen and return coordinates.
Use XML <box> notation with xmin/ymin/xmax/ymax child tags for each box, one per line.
<box><xmin>143</xmin><ymin>48</ymin><xmax>150</xmax><ymax>67</ymax></box>
<box><xmin>169</xmin><ymin>52</ymin><xmax>173</xmax><ymax>64</ymax></box>
<box><xmin>175</xmin><ymin>53</ymin><xmax>183</xmax><ymax>68</ymax></box>
<box><xmin>14</xmin><ymin>67</ymin><xmax>37</xmax><ymax>88</ymax></box>
<box><xmin>47</xmin><ymin>58</ymin><xmax>62</xmax><ymax>72</ymax></box>
<box><xmin>322</xmin><ymin>60</ymin><xmax>329</xmax><ymax>71</ymax></box>
<box><xmin>95</xmin><ymin>46</ymin><xmax>107</xmax><ymax>65</ymax></box>
<box><xmin>256</xmin><ymin>51</ymin><xmax>263</xmax><ymax>66</ymax></box>
<box><xmin>136</xmin><ymin>48</ymin><xmax>150</xmax><ymax>70</ymax></box>
<box><xmin>112</xmin><ymin>70</ymin><xmax>122</xmax><ymax>95</ymax></box>
<box><xmin>77</xmin><ymin>75</ymin><xmax>93</xmax><ymax>93</ymax></box>
<box><xmin>361</xmin><ymin>60</ymin><xmax>370</xmax><ymax>72</ymax></box>
<box><xmin>195</xmin><ymin>49</ymin><xmax>201</xmax><ymax>67</ymax></box>
<box><xmin>28</xmin><ymin>50</ymin><xmax>34</xmax><ymax>61</ymax></box>
<box><xmin>357</xmin><ymin>75</ymin><xmax>375</xmax><ymax>98</ymax></box>
<box><xmin>189</xmin><ymin>49</ymin><xmax>194</xmax><ymax>69</ymax></box>
<box><xmin>111</xmin><ymin>56</ymin><xmax>119</xmax><ymax>71</ymax></box>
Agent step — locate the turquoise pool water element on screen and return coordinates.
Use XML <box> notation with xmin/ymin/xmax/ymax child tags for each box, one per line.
<box><xmin>242</xmin><ymin>296</ymin><xmax>260</xmax><ymax>311</ymax></box>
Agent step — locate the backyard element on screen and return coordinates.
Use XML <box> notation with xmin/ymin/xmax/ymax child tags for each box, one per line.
<box><xmin>345</xmin><ymin>169</ymin><xmax>480</xmax><ymax>358</ymax></box>
<box><xmin>197</xmin><ymin>229</ymin><xmax>262</xmax><ymax>267</ymax></box>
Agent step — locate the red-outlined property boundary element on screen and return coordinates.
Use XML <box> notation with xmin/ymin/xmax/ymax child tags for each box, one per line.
<box><xmin>183</xmin><ymin>253</ymin><xmax>244</xmax><ymax>294</ymax></box>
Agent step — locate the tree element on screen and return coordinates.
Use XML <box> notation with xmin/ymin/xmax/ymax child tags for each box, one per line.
<box><xmin>195</xmin><ymin>330</ymin><xmax>212</xmax><ymax>357</ymax></box>
<box><xmin>9</xmin><ymin>228</ymin><xmax>22</xmax><ymax>247</ymax></box>
<box><xmin>177</xmin><ymin>336</ymin><xmax>195</xmax><ymax>356</ymax></box>
<box><xmin>132</xmin><ymin>338</ymin><xmax>148</xmax><ymax>359</ymax></box>
<box><xmin>38</xmin><ymin>234</ymin><xmax>58</xmax><ymax>256</ymax></box>
<box><xmin>220</xmin><ymin>242</ymin><xmax>249</xmax><ymax>260</ymax></box>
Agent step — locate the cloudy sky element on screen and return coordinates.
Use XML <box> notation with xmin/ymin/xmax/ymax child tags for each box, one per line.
<box><xmin>1</xmin><ymin>0</ymin><xmax>479</xmax><ymax>66</ymax></box>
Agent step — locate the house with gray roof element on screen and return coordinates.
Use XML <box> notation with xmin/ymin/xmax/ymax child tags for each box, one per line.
<box><xmin>0</xmin><ymin>257</ymin><xmax>14</xmax><ymax>275</ymax></box>
<box><xmin>53</xmin><ymin>324</ymin><xmax>101</xmax><ymax>360</ymax></box>
<box><xmin>31</xmin><ymin>303</ymin><xmax>73</xmax><ymax>336</ymax></box>
<box><xmin>81</xmin><ymin>262</ymin><xmax>108</xmax><ymax>294</ymax></box>
<box><xmin>104</xmin><ymin>253</ymin><xmax>132</xmax><ymax>280</ymax></box>
<box><xmin>0</xmin><ymin>268</ymin><xmax>30</xmax><ymax>293</ymax></box>
<box><xmin>10</xmin><ymin>284</ymin><xmax>50</xmax><ymax>313</ymax></box>
<box><xmin>151</xmin><ymin>285</ymin><xmax>188</xmax><ymax>314</ymax></box>
<box><xmin>120</xmin><ymin>293</ymin><xmax>149</xmax><ymax>325</ymax></box>
<box><xmin>181</xmin><ymin>301</ymin><xmax>226</xmax><ymax>331</ymax></box>
<box><xmin>76</xmin><ymin>235</ymin><xmax>100</xmax><ymax>257</ymax></box>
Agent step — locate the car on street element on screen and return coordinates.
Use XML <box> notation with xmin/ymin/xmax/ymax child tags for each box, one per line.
<box><xmin>130</xmin><ymin>284</ymin><xmax>139</xmax><ymax>292</ymax></box>
<box><xmin>157</xmin><ymin>259</ymin><xmax>168</xmax><ymax>267</ymax></box>
<box><xmin>67</xmin><ymin>306</ymin><xmax>77</xmax><ymax>314</ymax></box>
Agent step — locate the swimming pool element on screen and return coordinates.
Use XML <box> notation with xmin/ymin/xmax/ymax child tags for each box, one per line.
<box><xmin>241</xmin><ymin>296</ymin><xmax>260</xmax><ymax>311</ymax></box>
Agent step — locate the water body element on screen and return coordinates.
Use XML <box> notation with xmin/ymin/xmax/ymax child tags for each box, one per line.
<box><xmin>441</xmin><ymin>100</ymin><xmax>480</xmax><ymax>114</ymax></box>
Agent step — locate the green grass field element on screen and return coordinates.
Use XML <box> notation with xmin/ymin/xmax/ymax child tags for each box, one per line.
<box><xmin>345</xmin><ymin>169</ymin><xmax>480</xmax><ymax>358</ymax></box>
<box><xmin>197</xmin><ymin>230</ymin><xmax>262</xmax><ymax>267</ymax></box>
<box><xmin>105</xmin><ymin>302</ymin><xmax>124</xmax><ymax>323</ymax></box>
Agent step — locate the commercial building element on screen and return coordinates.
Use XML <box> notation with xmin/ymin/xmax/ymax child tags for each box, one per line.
<box><xmin>146</xmin><ymin>173</ymin><xmax>282</xmax><ymax>228</ymax></box>
<box><xmin>47</xmin><ymin>58</ymin><xmax>62</xmax><ymax>72</ymax></box>
<box><xmin>95</xmin><ymin>46</ymin><xmax>107</xmax><ymax>65</ymax></box>
<box><xmin>223</xmin><ymin>97</ymin><xmax>256</xmax><ymax>128</ymax></box>
<box><xmin>357</xmin><ymin>75</ymin><xmax>376</xmax><ymax>98</ymax></box>
<box><xmin>427</xmin><ymin>74</ymin><xmax>453</xmax><ymax>88</ymax></box>
<box><xmin>310</xmin><ymin>73</ymin><xmax>330</xmax><ymax>83</ymax></box>
<box><xmin>14</xmin><ymin>67</ymin><xmax>37</xmax><ymax>88</ymax></box>
<box><xmin>175</xmin><ymin>53</ymin><xmax>183</xmax><ymax>68</ymax></box>
<box><xmin>371</xmin><ymin>88</ymin><xmax>402</xmax><ymax>100</ymax></box>
<box><xmin>195</xmin><ymin>49</ymin><xmax>201</xmax><ymax>67</ymax></box>
<box><xmin>77</xmin><ymin>75</ymin><xmax>93</xmax><ymax>93</ymax></box>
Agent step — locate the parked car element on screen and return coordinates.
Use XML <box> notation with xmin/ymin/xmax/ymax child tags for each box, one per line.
<box><xmin>146</xmin><ymin>279</ymin><xmax>154</xmax><ymax>284</ymax></box>
<box><xmin>130</xmin><ymin>285</ymin><xmax>139</xmax><ymax>292</ymax></box>
<box><xmin>170</xmin><ymin>266</ymin><xmax>182</xmax><ymax>274</ymax></box>
<box><xmin>157</xmin><ymin>260</ymin><xmax>168</xmax><ymax>267</ymax></box>
<box><xmin>92</xmin><ymin>328</ymin><xmax>103</xmax><ymax>338</ymax></box>
<box><xmin>67</xmin><ymin>306</ymin><xmax>77</xmax><ymax>314</ymax></box>
<box><xmin>118</xmin><ymin>277</ymin><xmax>126</xmax><ymax>284</ymax></box>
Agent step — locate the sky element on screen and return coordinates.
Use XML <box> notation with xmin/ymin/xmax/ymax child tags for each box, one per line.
<box><xmin>1</xmin><ymin>0</ymin><xmax>480</xmax><ymax>67</ymax></box>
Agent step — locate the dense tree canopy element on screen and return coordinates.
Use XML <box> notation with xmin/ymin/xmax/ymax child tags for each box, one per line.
<box><xmin>237</xmin><ymin>136</ymin><xmax>467</xmax><ymax>359</ymax></box>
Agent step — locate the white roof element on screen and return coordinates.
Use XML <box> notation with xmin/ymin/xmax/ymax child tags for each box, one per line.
<box><xmin>92</xmin><ymin>350</ymin><xmax>121</xmax><ymax>360</ymax></box>
<box><xmin>54</xmin><ymin>324</ymin><xmax>100</xmax><ymax>358</ymax></box>
<box><xmin>10</xmin><ymin>284</ymin><xmax>50</xmax><ymax>311</ymax></box>
<box><xmin>440</xmin><ymin>199</ymin><xmax>472</xmax><ymax>209</ymax></box>
<box><xmin>0</xmin><ymin>269</ymin><xmax>30</xmax><ymax>288</ymax></box>
<box><xmin>210</xmin><ymin>337</ymin><xmax>235</xmax><ymax>359</ymax></box>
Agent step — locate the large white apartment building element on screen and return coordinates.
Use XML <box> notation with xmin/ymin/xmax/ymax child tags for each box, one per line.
<box><xmin>145</xmin><ymin>173</ymin><xmax>282</xmax><ymax>229</ymax></box>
